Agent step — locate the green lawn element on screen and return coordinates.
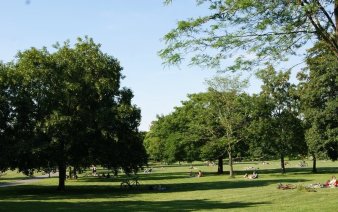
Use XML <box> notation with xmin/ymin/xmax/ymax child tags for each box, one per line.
<box><xmin>0</xmin><ymin>160</ymin><xmax>337</xmax><ymax>211</ymax></box>
<box><xmin>0</xmin><ymin>170</ymin><xmax>30</xmax><ymax>184</ymax></box>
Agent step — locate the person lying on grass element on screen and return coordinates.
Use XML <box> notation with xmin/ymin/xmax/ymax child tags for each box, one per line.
<box><xmin>244</xmin><ymin>171</ymin><xmax>258</xmax><ymax>179</ymax></box>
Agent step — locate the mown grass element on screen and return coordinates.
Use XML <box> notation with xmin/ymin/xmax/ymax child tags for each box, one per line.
<box><xmin>0</xmin><ymin>170</ymin><xmax>30</xmax><ymax>184</ymax></box>
<box><xmin>0</xmin><ymin>160</ymin><xmax>337</xmax><ymax>211</ymax></box>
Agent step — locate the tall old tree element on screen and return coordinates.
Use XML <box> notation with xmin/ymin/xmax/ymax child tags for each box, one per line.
<box><xmin>161</xmin><ymin>0</ymin><xmax>338</xmax><ymax>71</ymax></box>
<box><xmin>0</xmin><ymin>37</ymin><xmax>146</xmax><ymax>190</ymax></box>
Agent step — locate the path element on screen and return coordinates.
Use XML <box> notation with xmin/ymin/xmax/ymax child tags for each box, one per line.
<box><xmin>0</xmin><ymin>172</ymin><xmax>59</xmax><ymax>188</ymax></box>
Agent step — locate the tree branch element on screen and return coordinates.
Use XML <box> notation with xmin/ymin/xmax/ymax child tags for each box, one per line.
<box><xmin>313</xmin><ymin>0</ymin><xmax>336</xmax><ymax>31</ymax></box>
<box><xmin>213</xmin><ymin>30</ymin><xmax>316</xmax><ymax>39</ymax></box>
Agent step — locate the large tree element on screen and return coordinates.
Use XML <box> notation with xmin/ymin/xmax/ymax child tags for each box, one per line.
<box><xmin>0</xmin><ymin>37</ymin><xmax>146</xmax><ymax>190</ymax></box>
<box><xmin>144</xmin><ymin>97</ymin><xmax>207</xmax><ymax>164</ymax></box>
<box><xmin>161</xmin><ymin>0</ymin><xmax>338</xmax><ymax>71</ymax></box>
<box><xmin>298</xmin><ymin>42</ymin><xmax>338</xmax><ymax>172</ymax></box>
<box><xmin>144</xmin><ymin>88</ymin><xmax>251</xmax><ymax>176</ymax></box>
<box><xmin>256</xmin><ymin>66</ymin><xmax>306</xmax><ymax>173</ymax></box>
<box><xmin>0</xmin><ymin>62</ymin><xmax>14</xmax><ymax>172</ymax></box>
<box><xmin>205</xmin><ymin>76</ymin><xmax>251</xmax><ymax>177</ymax></box>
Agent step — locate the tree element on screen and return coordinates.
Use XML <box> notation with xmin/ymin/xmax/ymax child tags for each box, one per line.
<box><xmin>256</xmin><ymin>66</ymin><xmax>306</xmax><ymax>173</ymax></box>
<box><xmin>205</xmin><ymin>75</ymin><xmax>251</xmax><ymax>177</ymax></box>
<box><xmin>0</xmin><ymin>37</ymin><xmax>146</xmax><ymax>190</ymax></box>
<box><xmin>161</xmin><ymin>0</ymin><xmax>338</xmax><ymax>72</ymax></box>
<box><xmin>0</xmin><ymin>62</ymin><xmax>13</xmax><ymax>172</ymax></box>
<box><xmin>298</xmin><ymin>42</ymin><xmax>338</xmax><ymax>172</ymax></box>
<box><xmin>144</xmin><ymin>99</ymin><xmax>207</xmax><ymax>164</ymax></box>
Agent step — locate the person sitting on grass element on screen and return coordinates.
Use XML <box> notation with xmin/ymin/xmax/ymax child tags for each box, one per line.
<box><xmin>244</xmin><ymin>171</ymin><xmax>258</xmax><ymax>179</ymax></box>
<box><xmin>197</xmin><ymin>170</ymin><xmax>203</xmax><ymax>178</ymax></box>
<box><xmin>326</xmin><ymin>176</ymin><xmax>337</xmax><ymax>187</ymax></box>
<box><xmin>251</xmin><ymin>171</ymin><xmax>258</xmax><ymax>179</ymax></box>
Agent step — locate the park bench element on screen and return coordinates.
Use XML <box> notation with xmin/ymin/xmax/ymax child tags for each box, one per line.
<box><xmin>120</xmin><ymin>175</ymin><xmax>140</xmax><ymax>189</ymax></box>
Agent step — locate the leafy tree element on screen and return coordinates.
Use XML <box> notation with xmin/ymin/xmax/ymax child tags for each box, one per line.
<box><xmin>144</xmin><ymin>100</ymin><xmax>206</xmax><ymax>164</ymax></box>
<box><xmin>298</xmin><ymin>42</ymin><xmax>338</xmax><ymax>172</ymax></box>
<box><xmin>256</xmin><ymin>66</ymin><xmax>306</xmax><ymax>173</ymax></box>
<box><xmin>0</xmin><ymin>62</ymin><xmax>13</xmax><ymax>172</ymax></box>
<box><xmin>161</xmin><ymin>0</ymin><xmax>338</xmax><ymax>71</ymax></box>
<box><xmin>0</xmin><ymin>37</ymin><xmax>146</xmax><ymax>190</ymax></box>
<box><xmin>144</xmin><ymin>127</ymin><xmax>165</xmax><ymax>162</ymax></box>
<box><xmin>205</xmin><ymin>75</ymin><xmax>251</xmax><ymax>177</ymax></box>
<box><xmin>145</xmin><ymin>81</ymin><xmax>251</xmax><ymax>176</ymax></box>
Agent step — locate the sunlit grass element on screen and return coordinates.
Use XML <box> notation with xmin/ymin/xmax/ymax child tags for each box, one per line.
<box><xmin>0</xmin><ymin>170</ymin><xmax>30</xmax><ymax>184</ymax></box>
<box><xmin>0</xmin><ymin>160</ymin><xmax>337</xmax><ymax>211</ymax></box>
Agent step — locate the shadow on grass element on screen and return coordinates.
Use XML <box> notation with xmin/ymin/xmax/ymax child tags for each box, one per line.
<box><xmin>166</xmin><ymin>178</ymin><xmax>309</xmax><ymax>192</ymax></box>
<box><xmin>0</xmin><ymin>177</ymin><xmax>30</xmax><ymax>181</ymax></box>
<box><xmin>77</xmin><ymin>172</ymin><xmax>194</xmax><ymax>183</ymax></box>
<box><xmin>235</xmin><ymin>166</ymin><xmax>338</xmax><ymax>175</ymax></box>
<box><xmin>0</xmin><ymin>199</ymin><xmax>270</xmax><ymax>211</ymax></box>
<box><xmin>0</xmin><ymin>177</ymin><xmax>308</xmax><ymax>201</ymax></box>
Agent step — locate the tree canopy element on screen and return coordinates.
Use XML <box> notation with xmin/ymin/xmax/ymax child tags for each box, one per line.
<box><xmin>255</xmin><ymin>66</ymin><xmax>306</xmax><ymax>173</ymax></box>
<box><xmin>161</xmin><ymin>0</ymin><xmax>338</xmax><ymax>71</ymax></box>
<box><xmin>298</xmin><ymin>42</ymin><xmax>338</xmax><ymax>167</ymax></box>
<box><xmin>0</xmin><ymin>37</ymin><xmax>147</xmax><ymax>190</ymax></box>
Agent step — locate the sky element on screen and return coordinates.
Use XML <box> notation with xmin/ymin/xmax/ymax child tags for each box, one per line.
<box><xmin>0</xmin><ymin>0</ymin><xmax>263</xmax><ymax>131</ymax></box>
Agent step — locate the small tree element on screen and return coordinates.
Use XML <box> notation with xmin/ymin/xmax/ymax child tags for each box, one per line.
<box><xmin>205</xmin><ymin>75</ymin><xmax>251</xmax><ymax>177</ymax></box>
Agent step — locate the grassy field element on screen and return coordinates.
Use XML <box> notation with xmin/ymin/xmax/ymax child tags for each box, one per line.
<box><xmin>0</xmin><ymin>170</ymin><xmax>30</xmax><ymax>184</ymax></box>
<box><xmin>0</xmin><ymin>160</ymin><xmax>337</xmax><ymax>211</ymax></box>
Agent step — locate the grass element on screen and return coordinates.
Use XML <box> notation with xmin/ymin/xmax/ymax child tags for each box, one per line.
<box><xmin>0</xmin><ymin>170</ymin><xmax>30</xmax><ymax>184</ymax></box>
<box><xmin>0</xmin><ymin>160</ymin><xmax>337</xmax><ymax>211</ymax></box>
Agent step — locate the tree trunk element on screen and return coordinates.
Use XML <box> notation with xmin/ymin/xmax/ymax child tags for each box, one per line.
<box><xmin>58</xmin><ymin>162</ymin><xmax>66</xmax><ymax>191</ymax></box>
<box><xmin>217</xmin><ymin>157</ymin><xmax>223</xmax><ymax>174</ymax></box>
<box><xmin>335</xmin><ymin>0</ymin><xmax>338</xmax><ymax>43</ymax></box>
<box><xmin>312</xmin><ymin>154</ymin><xmax>317</xmax><ymax>173</ymax></box>
<box><xmin>57</xmin><ymin>139</ymin><xmax>66</xmax><ymax>191</ymax></box>
<box><xmin>74</xmin><ymin>167</ymin><xmax>77</xmax><ymax>178</ymax></box>
<box><xmin>280</xmin><ymin>154</ymin><xmax>286</xmax><ymax>174</ymax></box>
<box><xmin>228</xmin><ymin>151</ymin><xmax>234</xmax><ymax>177</ymax></box>
<box><xmin>68</xmin><ymin>166</ymin><xmax>72</xmax><ymax>179</ymax></box>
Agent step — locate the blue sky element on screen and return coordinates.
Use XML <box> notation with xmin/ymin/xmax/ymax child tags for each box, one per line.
<box><xmin>0</xmin><ymin>0</ymin><xmax>263</xmax><ymax>131</ymax></box>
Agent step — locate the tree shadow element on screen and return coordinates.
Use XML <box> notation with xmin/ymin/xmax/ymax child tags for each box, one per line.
<box><xmin>0</xmin><ymin>177</ymin><xmax>308</xmax><ymax>201</ymax></box>
<box><xmin>0</xmin><ymin>177</ymin><xmax>30</xmax><ymax>182</ymax></box>
<box><xmin>164</xmin><ymin>178</ymin><xmax>308</xmax><ymax>192</ymax></box>
<box><xmin>78</xmin><ymin>172</ymin><xmax>191</xmax><ymax>183</ymax></box>
<box><xmin>236</xmin><ymin>166</ymin><xmax>338</xmax><ymax>175</ymax></box>
<box><xmin>0</xmin><ymin>199</ymin><xmax>270</xmax><ymax>211</ymax></box>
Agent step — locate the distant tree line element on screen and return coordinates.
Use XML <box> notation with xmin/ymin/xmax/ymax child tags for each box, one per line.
<box><xmin>145</xmin><ymin>43</ymin><xmax>337</xmax><ymax>176</ymax></box>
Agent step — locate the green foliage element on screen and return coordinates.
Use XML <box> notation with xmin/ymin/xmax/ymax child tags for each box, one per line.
<box><xmin>0</xmin><ymin>37</ymin><xmax>147</xmax><ymax>189</ymax></box>
<box><xmin>298</xmin><ymin>42</ymin><xmax>338</xmax><ymax>161</ymax></box>
<box><xmin>252</xmin><ymin>66</ymin><xmax>306</xmax><ymax>173</ymax></box>
<box><xmin>144</xmin><ymin>94</ymin><xmax>209</xmax><ymax>163</ymax></box>
<box><xmin>146</xmin><ymin>75</ymin><xmax>252</xmax><ymax>176</ymax></box>
<box><xmin>161</xmin><ymin>0</ymin><xmax>338</xmax><ymax>72</ymax></box>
